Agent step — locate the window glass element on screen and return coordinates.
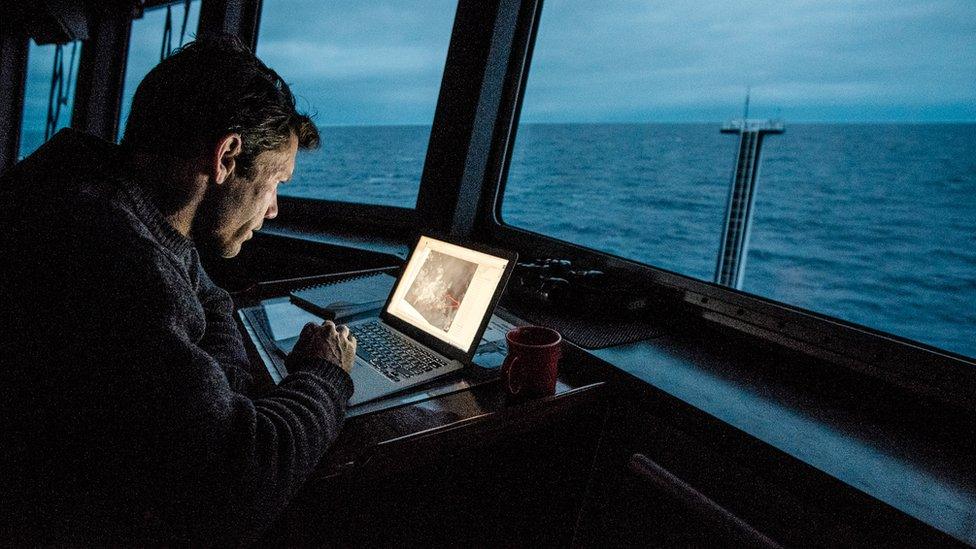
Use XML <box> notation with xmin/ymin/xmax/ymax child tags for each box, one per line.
<box><xmin>256</xmin><ymin>0</ymin><xmax>457</xmax><ymax>207</ymax></box>
<box><xmin>19</xmin><ymin>40</ymin><xmax>82</xmax><ymax>159</ymax></box>
<box><xmin>119</xmin><ymin>1</ymin><xmax>201</xmax><ymax>139</ymax></box>
<box><xmin>502</xmin><ymin>1</ymin><xmax>976</xmax><ymax>359</ymax></box>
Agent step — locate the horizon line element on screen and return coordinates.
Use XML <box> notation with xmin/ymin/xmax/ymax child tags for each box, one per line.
<box><xmin>19</xmin><ymin>120</ymin><xmax>976</xmax><ymax>135</ymax></box>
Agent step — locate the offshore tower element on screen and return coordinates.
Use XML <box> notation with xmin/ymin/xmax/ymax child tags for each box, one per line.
<box><xmin>714</xmin><ymin>92</ymin><xmax>784</xmax><ymax>289</ymax></box>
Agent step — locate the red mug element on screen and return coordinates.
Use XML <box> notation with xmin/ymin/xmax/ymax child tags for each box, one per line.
<box><xmin>501</xmin><ymin>326</ymin><xmax>562</xmax><ymax>397</ymax></box>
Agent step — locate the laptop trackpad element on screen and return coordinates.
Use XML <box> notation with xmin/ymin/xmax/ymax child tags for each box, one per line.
<box><xmin>348</xmin><ymin>357</ymin><xmax>399</xmax><ymax>406</ymax></box>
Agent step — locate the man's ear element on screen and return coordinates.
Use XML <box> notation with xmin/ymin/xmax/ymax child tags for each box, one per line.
<box><xmin>212</xmin><ymin>133</ymin><xmax>243</xmax><ymax>185</ymax></box>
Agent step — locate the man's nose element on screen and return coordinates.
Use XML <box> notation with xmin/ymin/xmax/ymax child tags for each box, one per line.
<box><xmin>265</xmin><ymin>192</ymin><xmax>278</xmax><ymax>220</ymax></box>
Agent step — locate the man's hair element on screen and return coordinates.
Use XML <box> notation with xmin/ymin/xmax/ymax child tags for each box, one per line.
<box><xmin>121</xmin><ymin>34</ymin><xmax>319</xmax><ymax>178</ymax></box>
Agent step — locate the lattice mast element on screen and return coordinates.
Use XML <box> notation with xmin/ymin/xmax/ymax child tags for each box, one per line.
<box><xmin>714</xmin><ymin>91</ymin><xmax>784</xmax><ymax>289</ymax></box>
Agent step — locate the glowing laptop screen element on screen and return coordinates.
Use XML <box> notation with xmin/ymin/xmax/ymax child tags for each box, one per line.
<box><xmin>385</xmin><ymin>236</ymin><xmax>510</xmax><ymax>352</ymax></box>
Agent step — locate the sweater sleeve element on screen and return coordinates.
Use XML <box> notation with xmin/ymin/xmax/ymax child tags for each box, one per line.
<box><xmin>194</xmin><ymin>263</ymin><xmax>257</xmax><ymax>394</ymax></box>
<box><xmin>134</xmin><ymin>333</ymin><xmax>352</xmax><ymax>543</ymax></box>
<box><xmin>106</xmin><ymin>248</ymin><xmax>354</xmax><ymax>545</ymax></box>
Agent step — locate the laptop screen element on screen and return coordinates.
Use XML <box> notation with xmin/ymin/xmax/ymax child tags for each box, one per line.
<box><xmin>385</xmin><ymin>236</ymin><xmax>511</xmax><ymax>352</ymax></box>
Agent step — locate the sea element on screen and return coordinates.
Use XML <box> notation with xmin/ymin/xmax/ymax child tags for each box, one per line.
<box><xmin>19</xmin><ymin>123</ymin><xmax>976</xmax><ymax>359</ymax></box>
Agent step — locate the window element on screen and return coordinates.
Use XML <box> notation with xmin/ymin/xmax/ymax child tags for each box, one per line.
<box><xmin>256</xmin><ymin>0</ymin><xmax>457</xmax><ymax>208</ymax></box>
<box><xmin>501</xmin><ymin>2</ymin><xmax>976</xmax><ymax>359</ymax></box>
<box><xmin>19</xmin><ymin>40</ymin><xmax>82</xmax><ymax>159</ymax></box>
<box><xmin>118</xmin><ymin>1</ymin><xmax>201</xmax><ymax>139</ymax></box>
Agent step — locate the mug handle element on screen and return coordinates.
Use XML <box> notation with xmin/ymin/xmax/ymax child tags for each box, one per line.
<box><xmin>501</xmin><ymin>354</ymin><xmax>522</xmax><ymax>395</ymax></box>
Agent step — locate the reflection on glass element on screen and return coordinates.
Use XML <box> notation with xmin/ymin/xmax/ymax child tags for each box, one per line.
<box><xmin>256</xmin><ymin>0</ymin><xmax>456</xmax><ymax>207</ymax></box>
<box><xmin>501</xmin><ymin>1</ymin><xmax>976</xmax><ymax>359</ymax></box>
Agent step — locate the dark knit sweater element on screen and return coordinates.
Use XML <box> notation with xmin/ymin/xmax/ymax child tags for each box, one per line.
<box><xmin>0</xmin><ymin>129</ymin><xmax>353</xmax><ymax>545</ymax></box>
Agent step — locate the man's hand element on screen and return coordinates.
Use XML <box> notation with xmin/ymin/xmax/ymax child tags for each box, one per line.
<box><xmin>289</xmin><ymin>320</ymin><xmax>357</xmax><ymax>374</ymax></box>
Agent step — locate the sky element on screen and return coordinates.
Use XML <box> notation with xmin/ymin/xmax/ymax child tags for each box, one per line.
<box><xmin>19</xmin><ymin>0</ymin><xmax>976</xmax><ymax>140</ymax></box>
<box><xmin>253</xmin><ymin>0</ymin><xmax>976</xmax><ymax>124</ymax></box>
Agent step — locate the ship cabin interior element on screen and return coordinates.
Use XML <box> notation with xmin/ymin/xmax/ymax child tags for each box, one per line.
<box><xmin>1</xmin><ymin>0</ymin><xmax>974</xmax><ymax>546</ymax></box>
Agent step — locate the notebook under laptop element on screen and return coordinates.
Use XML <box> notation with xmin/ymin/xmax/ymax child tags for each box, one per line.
<box><xmin>340</xmin><ymin>235</ymin><xmax>516</xmax><ymax>406</ymax></box>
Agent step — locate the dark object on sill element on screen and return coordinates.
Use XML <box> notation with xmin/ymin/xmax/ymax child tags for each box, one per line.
<box><xmin>501</xmin><ymin>302</ymin><xmax>667</xmax><ymax>350</ymax></box>
<box><xmin>504</xmin><ymin>259</ymin><xmax>668</xmax><ymax>349</ymax></box>
<box><xmin>511</xmin><ymin>258</ymin><xmax>650</xmax><ymax>318</ymax></box>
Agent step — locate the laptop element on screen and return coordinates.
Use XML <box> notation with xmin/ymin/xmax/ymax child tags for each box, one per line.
<box><xmin>341</xmin><ymin>235</ymin><xmax>516</xmax><ymax>406</ymax></box>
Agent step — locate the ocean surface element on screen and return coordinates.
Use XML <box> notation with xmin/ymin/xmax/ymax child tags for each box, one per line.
<box><xmin>503</xmin><ymin>123</ymin><xmax>976</xmax><ymax>360</ymax></box>
<box><xmin>19</xmin><ymin>124</ymin><xmax>976</xmax><ymax>359</ymax></box>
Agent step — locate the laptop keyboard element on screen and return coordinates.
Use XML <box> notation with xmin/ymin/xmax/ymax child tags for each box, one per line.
<box><xmin>350</xmin><ymin>321</ymin><xmax>450</xmax><ymax>383</ymax></box>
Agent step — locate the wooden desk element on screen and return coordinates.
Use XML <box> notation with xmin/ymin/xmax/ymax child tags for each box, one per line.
<box><xmin>314</xmin><ymin>352</ymin><xmax>604</xmax><ymax>480</ymax></box>
<box><xmin>235</xmin><ymin>274</ymin><xmax>608</xmax><ymax>546</ymax></box>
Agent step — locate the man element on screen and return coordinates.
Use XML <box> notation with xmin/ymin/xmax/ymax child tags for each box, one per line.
<box><xmin>0</xmin><ymin>36</ymin><xmax>356</xmax><ymax>544</ymax></box>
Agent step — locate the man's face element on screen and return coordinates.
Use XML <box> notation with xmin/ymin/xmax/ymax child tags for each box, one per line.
<box><xmin>203</xmin><ymin>133</ymin><xmax>298</xmax><ymax>258</ymax></box>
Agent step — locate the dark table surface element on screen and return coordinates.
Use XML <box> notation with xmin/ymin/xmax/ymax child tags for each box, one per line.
<box><xmin>234</xmin><ymin>272</ymin><xmax>608</xmax><ymax>482</ymax></box>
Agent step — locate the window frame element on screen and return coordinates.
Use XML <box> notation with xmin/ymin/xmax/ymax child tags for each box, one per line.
<box><xmin>274</xmin><ymin>196</ymin><xmax>417</xmax><ymax>237</ymax></box>
<box><xmin>251</xmin><ymin>0</ymin><xmax>465</xmax><ymax>237</ymax></box>
<box><xmin>467</xmin><ymin>0</ymin><xmax>976</xmax><ymax>409</ymax></box>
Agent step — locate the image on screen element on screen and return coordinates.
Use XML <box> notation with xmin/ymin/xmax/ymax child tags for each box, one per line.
<box><xmin>404</xmin><ymin>250</ymin><xmax>479</xmax><ymax>332</ymax></box>
<box><xmin>386</xmin><ymin>236</ymin><xmax>510</xmax><ymax>352</ymax></box>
